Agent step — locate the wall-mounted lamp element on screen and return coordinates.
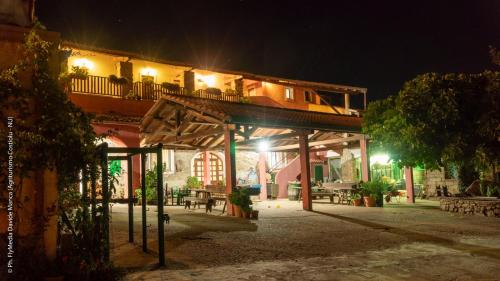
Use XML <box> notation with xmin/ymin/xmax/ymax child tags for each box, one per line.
<box><xmin>73</xmin><ymin>58</ymin><xmax>94</xmax><ymax>70</ymax></box>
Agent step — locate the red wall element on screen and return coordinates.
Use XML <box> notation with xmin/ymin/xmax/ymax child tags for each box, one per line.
<box><xmin>69</xmin><ymin>93</ymin><xmax>155</xmax><ymax>117</ymax></box>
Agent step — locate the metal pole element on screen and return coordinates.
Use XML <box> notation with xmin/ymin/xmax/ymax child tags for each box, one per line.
<box><xmin>127</xmin><ymin>155</ymin><xmax>134</xmax><ymax>243</ymax></box>
<box><xmin>100</xmin><ymin>143</ymin><xmax>110</xmax><ymax>262</ymax></box>
<box><xmin>141</xmin><ymin>152</ymin><xmax>147</xmax><ymax>252</ymax></box>
<box><xmin>156</xmin><ymin>143</ymin><xmax>165</xmax><ymax>266</ymax></box>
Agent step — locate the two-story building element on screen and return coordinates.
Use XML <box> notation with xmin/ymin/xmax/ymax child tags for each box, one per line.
<box><xmin>61</xmin><ymin>41</ymin><xmax>374</xmax><ymax>201</ymax></box>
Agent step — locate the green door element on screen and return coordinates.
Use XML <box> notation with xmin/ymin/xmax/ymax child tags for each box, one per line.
<box><xmin>314</xmin><ymin>165</ymin><xmax>324</xmax><ymax>183</ymax></box>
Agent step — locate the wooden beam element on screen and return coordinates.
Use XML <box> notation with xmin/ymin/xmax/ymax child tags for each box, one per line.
<box><xmin>238</xmin><ymin>131</ymin><xmax>304</xmax><ymax>146</ymax></box>
<box><xmin>161</xmin><ymin>127</ymin><xmax>223</xmax><ymax>144</ymax></box>
<box><xmin>186</xmin><ymin>109</ymin><xmax>224</xmax><ymax>125</ymax></box>
<box><xmin>269</xmin><ymin>135</ymin><xmax>363</xmax><ymax>151</ymax></box>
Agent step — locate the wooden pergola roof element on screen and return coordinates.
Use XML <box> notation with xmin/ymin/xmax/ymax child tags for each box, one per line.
<box><xmin>141</xmin><ymin>95</ymin><xmax>364</xmax><ymax>151</ymax></box>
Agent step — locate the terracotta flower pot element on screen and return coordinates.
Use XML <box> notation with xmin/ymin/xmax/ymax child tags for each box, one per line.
<box><xmin>364</xmin><ymin>196</ymin><xmax>376</xmax><ymax>207</ymax></box>
<box><xmin>242</xmin><ymin>210</ymin><xmax>251</xmax><ymax>219</ymax></box>
<box><xmin>352</xmin><ymin>198</ymin><xmax>363</xmax><ymax>206</ymax></box>
<box><xmin>233</xmin><ymin>205</ymin><xmax>242</xmax><ymax>217</ymax></box>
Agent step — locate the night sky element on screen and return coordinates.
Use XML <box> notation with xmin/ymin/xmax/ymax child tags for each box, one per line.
<box><xmin>36</xmin><ymin>0</ymin><xmax>500</xmax><ymax>101</ymax></box>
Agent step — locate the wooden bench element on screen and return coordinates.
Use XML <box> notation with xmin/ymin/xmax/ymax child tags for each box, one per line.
<box><xmin>311</xmin><ymin>191</ymin><xmax>336</xmax><ymax>203</ymax></box>
<box><xmin>206</xmin><ymin>185</ymin><xmax>228</xmax><ymax>214</ymax></box>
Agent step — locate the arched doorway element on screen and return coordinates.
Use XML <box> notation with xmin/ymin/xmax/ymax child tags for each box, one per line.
<box><xmin>192</xmin><ymin>152</ymin><xmax>224</xmax><ymax>185</ymax></box>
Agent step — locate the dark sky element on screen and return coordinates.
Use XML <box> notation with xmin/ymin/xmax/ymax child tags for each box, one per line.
<box><xmin>36</xmin><ymin>0</ymin><xmax>500</xmax><ymax>101</ymax></box>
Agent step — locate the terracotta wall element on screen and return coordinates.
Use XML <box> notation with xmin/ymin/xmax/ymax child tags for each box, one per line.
<box><xmin>69</xmin><ymin>93</ymin><xmax>155</xmax><ymax>117</ymax></box>
<box><xmin>275</xmin><ymin>152</ymin><xmax>325</xmax><ymax>198</ymax></box>
<box><xmin>93</xmin><ymin>123</ymin><xmax>142</xmax><ymax>191</ymax></box>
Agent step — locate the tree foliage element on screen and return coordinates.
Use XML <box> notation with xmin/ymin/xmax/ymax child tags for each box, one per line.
<box><xmin>363</xmin><ymin>71</ymin><xmax>499</xmax><ymax>187</ymax></box>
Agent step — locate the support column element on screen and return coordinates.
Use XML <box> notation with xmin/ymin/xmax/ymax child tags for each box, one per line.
<box><xmin>156</xmin><ymin>144</ymin><xmax>165</xmax><ymax>266</ymax></box>
<box><xmin>299</xmin><ymin>133</ymin><xmax>312</xmax><ymax>211</ymax></box>
<box><xmin>203</xmin><ymin>151</ymin><xmax>211</xmax><ymax>186</ymax></box>
<box><xmin>344</xmin><ymin>94</ymin><xmax>350</xmax><ymax>113</ymax></box>
<box><xmin>360</xmin><ymin>136</ymin><xmax>370</xmax><ymax>182</ymax></box>
<box><xmin>127</xmin><ymin>156</ymin><xmax>134</xmax><ymax>243</ymax></box>
<box><xmin>224</xmin><ymin>124</ymin><xmax>236</xmax><ymax>215</ymax></box>
<box><xmin>258</xmin><ymin>152</ymin><xmax>268</xmax><ymax>200</ymax></box>
<box><xmin>140</xmin><ymin>152</ymin><xmax>147</xmax><ymax>252</ymax></box>
<box><xmin>405</xmin><ymin>167</ymin><xmax>415</xmax><ymax>203</ymax></box>
<box><xmin>100</xmin><ymin>143</ymin><xmax>110</xmax><ymax>262</ymax></box>
<box><xmin>43</xmin><ymin>168</ymin><xmax>58</xmax><ymax>261</ymax></box>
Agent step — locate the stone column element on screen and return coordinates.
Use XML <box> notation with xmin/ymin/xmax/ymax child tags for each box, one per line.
<box><xmin>184</xmin><ymin>71</ymin><xmax>195</xmax><ymax>94</ymax></box>
<box><xmin>119</xmin><ymin>61</ymin><xmax>133</xmax><ymax>97</ymax></box>
<box><xmin>360</xmin><ymin>136</ymin><xmax>370</xmax><ymax>182</ymax></box>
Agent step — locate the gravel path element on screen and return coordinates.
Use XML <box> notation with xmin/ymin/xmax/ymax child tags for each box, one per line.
<box><xmin>108</xmin><ymin>199</ymin><xmax>500</xmax><ymax>280</ymax></box>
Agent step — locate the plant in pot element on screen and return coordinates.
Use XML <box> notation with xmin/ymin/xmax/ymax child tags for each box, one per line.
<box><xmin>109</xmin><ymin>74</ymin><xmax>129</xmax><ymax>85</ymax></box>
<box><xmin>229</xmin><ymin>187</ymin><xmax>252</xmax><ymax>218</ymax></box>
<box><xmin>186</xmin><ymin>176</ymin><xmax>201</xmax><ymax>189</ymax></box>
<box><xmin>351</xmin><ymin>192</ymin><xmax>363</xmax><ymax>206</ymax></box>
<box><xmin>161</xmin><ymin>82</ymin><xmax>181</xmax><ymax>93</ymax></box>
<box><xmin>361</xmin><ymin>178</ymin><xmax>390</xmax><ymax>207</ymax></box>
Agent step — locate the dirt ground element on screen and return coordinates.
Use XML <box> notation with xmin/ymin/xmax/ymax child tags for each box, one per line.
<box><xmin>109</xmin><ymin>199</ymin><xmax>500</xmax><ymax>280</ymax></box>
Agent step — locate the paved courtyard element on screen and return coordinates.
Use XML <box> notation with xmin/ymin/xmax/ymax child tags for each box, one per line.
<box><xmin>109</xmin><ymin>199</ymin><xmax>500</xmax><ymax>280</ymax></box>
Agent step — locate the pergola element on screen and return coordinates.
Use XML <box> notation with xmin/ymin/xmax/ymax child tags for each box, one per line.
<box><xmin>141</xmin><ymin>94</ymin><xmax>371</xmax><ymax>212</ymax></box>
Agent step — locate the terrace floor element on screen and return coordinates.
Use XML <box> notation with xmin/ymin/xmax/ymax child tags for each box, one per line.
<box><xmin>110</xmin><ymin>199</ymin><xmax>500</xmax><ymax>281</ymax></box>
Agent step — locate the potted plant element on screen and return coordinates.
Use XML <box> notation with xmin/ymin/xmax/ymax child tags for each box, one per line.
<box><xmin>351</xmin><ymin>193</ymin><xmax>363</xmax><ymax>206</ymax></box>
<box><xmin>206</xmin><ymin>87</ymin><xmax>222</xmax><ymax>96</ymax></box>
<box><xmin>361</xmin><ymin>178</ymin><xmax>390</xmax><ymax>207</ymax></box>
<box><xmin>109</xmin><ymin>74</ymin><xmax>128</xmax><ymax>85</ymax></box>
<box><xmin>186</xmin><ymin>176</ymin><xmax>201</xmax><ymax>189</ymax></box>
<box><xmin>229</xmin><ymin>187</ymin><xmax>252</xmax><ymax>218</ymax></box>
<box><xmin>161</xmin><ymin>82</ymin><xmax>181</xmax><ymax>93</ymax></box>
<box><xmin>69</xmin><ymin>66</ymin><xmax>89</xmax><ymax>80</ymax></box>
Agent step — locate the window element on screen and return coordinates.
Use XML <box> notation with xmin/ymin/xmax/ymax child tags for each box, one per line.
<box><xmin>192</xmin><ymin>152</ymin><xmax>224</xmax><ymax>183</ymax></box>
<box><xmin>304</xmin><ymin>91</ymin><xmax>313</xmax><ymax>103</ymax></box>
<box><xmin>284</xmin><ymin>87</ymin><xmax>294</xmax><ymax>100</ymax></box>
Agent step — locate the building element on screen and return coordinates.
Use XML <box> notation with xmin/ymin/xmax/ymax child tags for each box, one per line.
<box><xmin>61</xmin><ymin>42</ymin><xmax>376</xmax><ymax>201</ymax></box>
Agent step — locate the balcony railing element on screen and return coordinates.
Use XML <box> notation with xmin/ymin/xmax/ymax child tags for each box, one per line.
<box><xmin>71</xmin><ymin>75</ymin><xmax>124</xmax><ymax>98</ymax></box>
<box><xmin>70</xmin><ymin>75</ymin><xmax>242</xmax><ymax>102</ymax></box>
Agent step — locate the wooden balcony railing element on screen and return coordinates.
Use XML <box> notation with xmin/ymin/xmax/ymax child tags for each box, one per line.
<box><xmin>71</xmin><ymin>75</ymin><xmax>124</xmax><ymax>97</ymax></box>
<box><xmin>70</xmin><ymin>75</ymin><xmax>242</xmax><ymax>102</ymax></box>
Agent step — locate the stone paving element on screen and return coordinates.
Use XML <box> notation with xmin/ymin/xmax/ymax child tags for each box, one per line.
<box><xmin>108</xmin><ymin>199</ymin><xmax>500</xmax><ymax>280</ymax></box>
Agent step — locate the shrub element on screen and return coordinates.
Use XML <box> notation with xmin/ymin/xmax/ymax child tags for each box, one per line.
<box><xmin>108</xmin><ymin>74</ymin><xmax>128</xmax><ymax>85</ymax></box>
<box><xmin>161</xmin><ymin>82</ymin><xmax>180</xmax><ymax>92</ymax></box>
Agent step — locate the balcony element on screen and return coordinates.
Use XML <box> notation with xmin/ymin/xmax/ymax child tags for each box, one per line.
<box><xmin>70</xmin><ymin>75</ymin><xmax>242</xmax><ymax>102</ymax></box>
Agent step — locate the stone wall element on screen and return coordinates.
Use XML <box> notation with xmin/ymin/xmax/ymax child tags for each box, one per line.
<box><xmin>164</xmin><ymin>150</ymin><xmax>259</xmax><ymax>188</ymax></box>
<box><xmin>440</xmin><ymin>197</ymin><xmax>500</xmax><ymax>217</ymax></box>
<box><xmin>340</xmin><ymin>148</ymin><xmax>355</xmax><ymax>182</ymax></box>
<box><xmin>236</xmin><ymin>151</ymin><xmax>260</xmax><ymax>183</ymax></box>
<box><xmin>165</xmin><ymin>150</ymin><xmax>197</xmax><ymax>188</ymax></box>
<box><xmin>425</xmin><ymin>168</ymin><xmax>459</xmax><ymax>196</ymax></box>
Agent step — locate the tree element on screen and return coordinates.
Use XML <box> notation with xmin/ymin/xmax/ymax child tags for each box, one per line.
<box><xmin>363</xmin><ymin>71</ymin><xmax>499</xmax><ymax>189</ymax></box>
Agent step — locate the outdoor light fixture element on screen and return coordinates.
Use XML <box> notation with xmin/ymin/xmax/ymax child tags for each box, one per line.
<box><xmin>140</xmin><ymin>67</ymin><xmax>157</xmax><ymax>76</ymax></box>
<box><xmin>73</xmin><ymin>58</ymin><xmax>94</xmax><ymax>70</ymax></box>
<box><xmin>370</xmin><ymin>154</ymin><xmax>390</xmax><ymax>164</ymax></box>
<box><xmin>196</xmin><ymin>73</ymin><xmax>216</xmax><ymax>87</ymax></box>
<box><xmin>258</xmin><ymin>140</ymin><xmax>270</xmax><ymax>152</ymax></box>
